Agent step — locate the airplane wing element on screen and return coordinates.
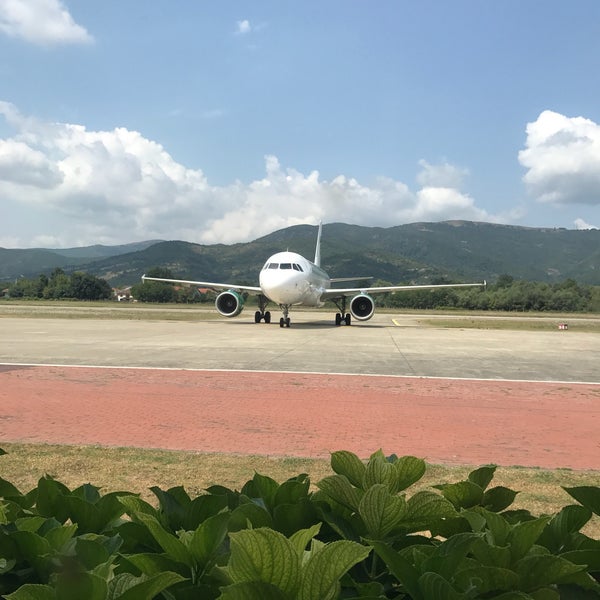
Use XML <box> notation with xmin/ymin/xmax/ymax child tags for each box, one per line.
<box><xmin>141</xmin><ymin>275</ymin><xmax>263</xmax><ymax>295</ymax></box>
<box><xmin>321</xmin><ymin>281</ymin><xmax>485</xmax><ymax>300</ymax></box>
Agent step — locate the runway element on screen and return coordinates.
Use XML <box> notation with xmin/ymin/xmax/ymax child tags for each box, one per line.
<box><xmin>1</xmin><ymin>310</ymin><xmax>599</xmax><ymax>469</ymax></box>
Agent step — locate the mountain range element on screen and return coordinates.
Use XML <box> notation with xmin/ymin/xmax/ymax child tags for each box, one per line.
<box><xmin>1</xmin><ymin>221</ymin><xmax>599</xmax><ymax>287</ymax></box>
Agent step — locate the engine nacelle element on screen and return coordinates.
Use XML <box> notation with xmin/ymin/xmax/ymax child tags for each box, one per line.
<box><xmin>350</xmin><ymin>293</ymin><xmax>375</xmax><ymax>321</ymax></box>
<box><xmin>215</xmin><ymin>290</ymin><xmax>244</xmax><ymax>317</ymax></box>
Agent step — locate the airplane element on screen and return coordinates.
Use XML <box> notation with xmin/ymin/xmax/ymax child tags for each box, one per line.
<box><xmin>142</xmin><ymin>223</ymin><xmax>485</xmax><ymax>328</ymax></box>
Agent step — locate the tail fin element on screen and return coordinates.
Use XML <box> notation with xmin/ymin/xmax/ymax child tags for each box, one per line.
<box><xmin>314</xmin><ymin>221</ymin><xmax>322</xmax><ymax>267</ymax></box>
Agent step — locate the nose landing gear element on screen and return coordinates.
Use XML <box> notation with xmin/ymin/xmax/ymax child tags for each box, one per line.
<box><xmin>279</xmin><ymin>305</ymin><xmax>291</xmax><ymax>327</ymax></box>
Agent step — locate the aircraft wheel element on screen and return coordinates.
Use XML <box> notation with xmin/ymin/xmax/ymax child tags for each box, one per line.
<box><xmin>345</xmin><ymin>313</ymin><xmax>351</xmax><ymax>326</ymax></box>
<box><xmin>280</xmin><ymin>317</ymin><xmax>285</xmax><ymax>328</ymax></box>
<box><xmin>286</xmin><ymin>317</ymin><xmax>291</xmax><ymax>328</ymax></box>
<box><xmin>335</xmin><ymin>313</ymin><xmax>342</xmax><ymax>326</ymax></box>
<box><xmin>254</xmin><ymin>311</ymin><xmax>262</xmax><ymax>323</ymax></box>
<box><xmin>264</xmin><ymin>311</ymin><xmax>271</xmax><ymax>324</ymax></box>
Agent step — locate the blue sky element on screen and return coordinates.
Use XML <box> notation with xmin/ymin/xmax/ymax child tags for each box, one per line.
<box><xmin>1</xmin><ymin>0</ymin><xmax>600</xmax><ymax>247</ymax></box>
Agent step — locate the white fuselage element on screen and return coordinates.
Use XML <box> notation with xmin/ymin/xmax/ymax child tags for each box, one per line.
<box><xmin>258</xmin><ymin>251</ymin><xmax>330</xmax><ymax>306</ymax></box>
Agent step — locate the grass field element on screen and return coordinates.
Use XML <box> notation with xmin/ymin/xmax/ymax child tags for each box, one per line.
<box><xmin>1</xmin><ymin>443</ymin><xmax>598</xmax><ymax>537</ymax></box>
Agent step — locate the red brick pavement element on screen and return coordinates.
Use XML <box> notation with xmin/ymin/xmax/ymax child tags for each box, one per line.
<box><xmin>1</xmin><ymin>364</ymin><xmax>598</xmax><ymax>470</ymax></box>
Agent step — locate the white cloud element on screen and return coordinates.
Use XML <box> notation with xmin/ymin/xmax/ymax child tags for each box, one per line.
<box><xmin>416</xmin><ymin>159</ymin><xmax>468</xmax><ymax>189</ymax></box>
<box><xmin>0</xmin><ymin>101</ymin><xmax>503</xmax><ymax>247</ymax></box>
<box><xmin>236</xmin><ymin>19</ymin><xmax>251</xmax><ymax>34</ymax></box>
<box><xmin>574</xmin><ymin>218</ymin><xmax>597</xmax><ymax>230</ymax></box>
<box><xmin>519</xmin><ymin>110</ymin><xmax>600</xmax><ymax>205</ymax></box>
<box><xmin>0</xmin><ymin>0</ymin><xmax>92</xmax><ymax>45</ymax></box>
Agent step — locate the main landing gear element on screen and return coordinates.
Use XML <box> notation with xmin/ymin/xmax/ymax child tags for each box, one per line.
<box><xmin>254</xmin><ymin>295</ymin><xmax>271</xmax><ymax>323</ymax></box>
<box><xmin>279</xmin><ymin>304</ymin><xmax>291</xmax><ymax>328</ymax></box>
<box><xmin>332</xmin><ymin>297</ymin><xmax>352</xmax><ymax>326</ymax></box>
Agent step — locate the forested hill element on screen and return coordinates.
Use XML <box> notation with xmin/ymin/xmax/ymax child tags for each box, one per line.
<box><xmin>1</xmin><ymin>221</ymin><xmax>599</xmax><ymax>286</ymax></box>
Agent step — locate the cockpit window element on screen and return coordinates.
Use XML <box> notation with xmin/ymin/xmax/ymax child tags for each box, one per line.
<box><xmin>293</xmin><ymin>263</ymin><xmax>303</xmax><ymax>271</ymax></box>
<box><xmin>280</xmin><ymin>263</ymin><xmax>292</xmax><ymax>269</ymax></box>
<box><xmin>268</xmin><ymin>263</ymin><xmax>278</xmax><ymax>269</ymax></box>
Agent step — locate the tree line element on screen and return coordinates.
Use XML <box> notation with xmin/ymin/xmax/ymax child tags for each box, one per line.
<box><xmin>4</xmin><ymin>268</ymin><xmax>598</xmax><ymax>312</ymax></box>
<box><xmin>4</xmin><ymin>268</ymin><xmax>112</xmax><ymax>301</ymax></box>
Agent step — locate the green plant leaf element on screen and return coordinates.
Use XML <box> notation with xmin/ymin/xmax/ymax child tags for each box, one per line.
<box><xmin>453</xmin><ymin>565</ymin><xmax>519</xmax><ymax>595</ymax></box>
<box><xmin>393</xmin><ymin>456</ymin><xmax>426</xmax><ymax>492</ymax></box>
<box><xmin>364</xmin><ymin>455</ymin><xmax>396</xmax><ymax>491</ymax></box>
<box><xmin>218</xmin><ymin>581</ymin><xmax>288</xmax><ymax>600</ymax></box>
<box><xmin>403</xmin><ymin>491</ymin><xmax>457</xmax><ymax>531</ymax></box>
<box><xmin>55</xmin><ymin>571</ymin><xmax>108</xmax><ymax>600</ymax></box>
<box><xmin>123</xmin><ymin>552</ymin><xmax>189</xmax><ymax>578</ymax></box>
<box><xmin>358</xmin><ymin>484</ymin><xmax>407</xmax><ymax>539</ymax></box>
<box><xmin>3</xmin><ymin>585</ymin><xmax>56</xmax><ymax>600</ymax></box>
<box><xmin>516</xmin><ymin>554</ymin><xmax>585</xmax><ymax>590</ymax></box>
<box><xmin>482</xmin><ymin>486</ymin><xmax>518</xmax><ymax>512</ymax></box>
<box><xmin>273</xmin><ymin>499</ymin><xmax>319</xmax><ymax>537</ymax></box>
<box><xmin>289</xmin><ymin>523</ymin><xmax>321</xmax><ymax>556</ymax></box>
<box><xmin>370</xmin><ymin>540</ymin><xmax>422</xmax><ymax>600</ymax></box>
<box><xmin>317</xmin><ymin>475</ymin><xmax>363</xmax><ymax>512</ymax></box>
<box><xmin>537</xmin><ymin>504</ymin><xmax>592</xmax><ymax>552</ymax></box>
<box><xmin>437</xmin><ymin>480</ymin><xmax>484</xmax><ymax>509</ymax></box>
<box><xmin>298</xmin><ymin>540</ymin><xmax>370</xmax><ymax>600</ymax></box>
<box><xmin>471</xmin><ymin>537</ymin><xmax>511</xmax><ymax>569</ymax></box>
<box><xmin>468</xmin><ymin>464</ymin><xmax>496</xmax><ymax>490</ymax></box>
<box><xmin>417</xmin><ymin>572</ymin><xmax>462</xmax><ymax>600</ymax></box>
<box><xmin>508</xmin><ymin>517</ymin><xmax>550</xmax><ymax>562</ymax></box>
<box><xmin>189</xmin><ymin>511</ymin><xmax>230</xmax><ymax>566</ymax></box>
<box><xmin>228</xmin><ymin>500</ymin><xmax>273</xmax><ymax>532</ymax></box>
<box><xmin>135</xmin><ymin>512</ymin><xmax>193</xmax><ymax>567</ymax></box>
<box><xmin>563</xmin><ymin>486</ymin><xmax>600</xmax><ymax>516</ymax></box>
<box><xmin>227</xmin><ymin>528</ymin><xmax>300</xmax><ymax>595</ymax></box>
<box><xmin>0</xmin><ymin>475</ymin><xmax>23</xmax><ymax>499</ymax></box>
<box><xmin>331</xmin><ymin>451</ymin><xmax>366</xmax><ymax>488</ymax></box>
<box><xmin>109</xmin><ymin>572</ymin><xmax>186</xmax><ymax>600</ymax></box>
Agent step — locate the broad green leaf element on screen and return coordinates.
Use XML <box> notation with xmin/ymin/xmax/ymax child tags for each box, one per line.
<box><xmin>424</xmin><ymin>532</ymin><xmax>481</xmax><ymax>580</ymax></box>
<box><xmin>185</xmin><ymin>493</ymin><xmax>229</xmax><ymax>530</ymax></box>
<box><xmin>453</xmin><ymin>565</ymin><xmax>519</xmax><ymax>595</ymax></box>
<box><xmin>55</xmin><ymin>572</ymin><xmax>108</xmax><ymax>600</ymax></box>
<box><xmin>468</xmin><ymin>464</ymin><xmax>496</xmax><ymax>490</ymax></box>
<box><xmin>482</xmin><ymin>486</ymin><xmax>518</xmax><ymax>512</ymax></box>
<box><xmin>117</xmin><ymin>494</ymin><xmax>160</xmax><ymax>521</ymax></box>
<box><xmin>11</xmin><ymin>530</ymin><xmax>51</xmax><ymax>562</ymax></box>
<box><xmin>71</xmin><ymin>482</ymin><xmax>101</xmax><ymax>503</ymax></box>
<box><xmin>44</xmin><ymin>523</ymin><xmax>78</xmax><ymax>551</ymax></box>
<box><xmin>15</xmin><ymin>516</ymin><xmax>46</xmax><ymax>532</ymax></box>
<box><xmin>242</xmin><ymin>473</ymin><xmax>280</xmax><ymax>513</ymax></box>
<box><xmin>273</xmin><ymin>499</ymin><xmax>319</xmax><ymax>537</ymax></box>
<box><xmin>516</xmin><ymin>554</ymin><xmax>585</xmax><ymax>590</ymax></box>
<box><xmin>403</xmin><ymin>491</ymin><xmax>457</xmax><ymax>531</ymax></box>
<box><xmin>437</xmin><ymin>480</ymin><xmax>484</xmax><ymax>509</ymax></box>
<box><xmin>123</xmin><ymin>552</ymin><xmax>189</xmax><ymax>578</ymax></box>
<box><xmin>393</xmin><ymin>456</ymin><xmax>426</xmax><ymax>492</ymax></box>
<box><xmin>298</xmin><ymin>540</ymin><xmax>370</xmax><ymax>600</ymax></box>
<box><xmin>109</xmin><ymin>572</ymin><xmax>186</xmax><ymax>600</ymax></box>
<box><xmin>476</xmin><ymin>508</ymin><xmax>511</xmax><ymax>546</ymax></box>
<box><xmin>0</xmin><ymin>476</ymin><xmax>23</xmax><ymax>499</ymax></box>
<box><xmin>135</xmin><ymin>512</ymin><xmax>193</xmax><ymax>567</ymax></box>
<box><xmin>64</xmin><ymin>496</ymin><xmax>104</xmax><ymax>534</ymax></box>
<box><xmin>370</xmin><ymin>540</ymin><xmax>422</xmax><ymax>600</ymax></box>
<box><xmin>508</xmin><ymin>517</ymin><xmax>550</xmax><ymax>562</ymax></box>
<box><xmin>227</xmin><ymin>528</ymin><xmax>300</xmax><ymax>595</ymax></box>
<box><xmin>358</xmin><ymin>484</ymin><xmax>407</xmax><ymax>539</ymax></box>
<box><xmin>4</xmin><ymin>585</ymin><xmax>56</xmax><ymax>600</ymax></box>
<box><xmin>471</xmin><ymin>537</ymin><xmax>511</xmax><ymax>569</ymax></box>
<box><xmin>35</xmin><ymin>477</ymin><xmax>70</xmax><ymax>523</ymax></box>
<box><xmin>0</xmin><ymin>447</ymin><xmax>6</xmax><ymax>455</ymax></box>
<box><xmin>228</xmin><ymin>500</ymin><xmax>273</xmax><ymax>532</ymax></box>
<box><xmin>218</xmin><ymin>581</ymin><xmax>288</xmax><ymax>600</ymax></box>
<box><xmin>150</xmin><ymin>485</ymin><xmax>188</xmax><ymax>531</ymax></box>
<box><xmin>537</xmin><ymin>504</ymin><xmax>592</xmax><ymax>552</ymax></box>
<box><xmin>364</xmin><ymin>455</ymin><xmax>396</xmax><ymax>491</ymax></box>
<box><xmin>74</xmin><ymin>536</ymin><xmax>112</xmax><ymax>569</ymax></box>
<box><xmin>417</xmin><ymin>572</ymin><xmax>462</xmax><ymax>600</ymax></box>
<box><xmin>317</xmin><ymin>475</ymin><xmax>363</xmax><ymax>512</ymax></box>
<box><xmin>561</xmin><ymin>549</ymin><xmax>600</xmax><ymax>571</ymax></box>
<box><xmin>273</xmin><ymin>478</ymin><xmax>311</xmax><ymax>507</ymax></box>
<box><xmin>563</xmin><ymin>486</ymin><xmax>600</xmax><ymax>516</ymax></box>
<box><xmin>289</xmin><ymin>523</ymin><xmax>321</xmax><ymax>556</ymax></box>
<box><xmin>331</xmin><ymin>451</ymin><xmax>366</xmax><ymax>488</ymax></box>
<box><xmin>189</xmin><ymin>511</ymin><xmax>230</xmax><ymax>566</ymax></box>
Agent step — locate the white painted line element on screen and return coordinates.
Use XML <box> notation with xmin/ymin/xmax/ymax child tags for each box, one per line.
<box><xmin>1</xmin><ymin>362</ymin><xmax>598</xmax><ymax>386</ymax></box>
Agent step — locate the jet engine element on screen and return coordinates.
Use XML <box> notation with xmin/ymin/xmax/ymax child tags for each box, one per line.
<box><xmin>350</xmin><ymin>293</ymin><xmax>375</xmax><ymax>321</ymax></box>
<box><xmin>215</xmin><ymin>290</ymin><xmax>244</xmax><ymax>317</ymax></box>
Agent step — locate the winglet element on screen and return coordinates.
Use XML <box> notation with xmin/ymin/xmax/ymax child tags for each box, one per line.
<box><xmin>314</xmin><ymin>221</ymin><xmax>322</xmax><ymax>267</ymax></box>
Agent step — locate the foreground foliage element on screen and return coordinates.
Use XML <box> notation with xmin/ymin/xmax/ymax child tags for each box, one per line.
<box><xmin>1</xmin><ymin>449</ymin><xmax>599</xmax><ymax>599</ymax></box>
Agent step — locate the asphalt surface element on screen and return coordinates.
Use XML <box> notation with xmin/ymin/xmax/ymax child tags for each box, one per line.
<box><xmin>0</xmin><ymin>312</ymin><xmax>598</xmax><ymax>382</ymax></box>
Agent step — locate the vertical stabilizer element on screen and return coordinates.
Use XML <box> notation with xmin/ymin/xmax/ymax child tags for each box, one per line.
<box><xmin>314</xmin><ymin>221</ymin><xmax>322</xmax><ymax>267</ymax></box>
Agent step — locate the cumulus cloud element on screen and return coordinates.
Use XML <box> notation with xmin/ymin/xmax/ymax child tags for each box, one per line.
<box><xmin>519</xmin><ymin>110</ymin><xmax>600</xmax><ymax>206</ymax></box>
<box><xmin>574</xmin><ymin>218</ymin><xmax>598</xmax><ymax>230</ymax></box>
<box><xmin>0</xmin><ymin>0</ymin><xmax>92</xmax><ymax>45</ymax></box>
<box><xmin>0</xmin><ymin>101</ymin><xmax>500</xmax><ymax>247</ymax></box>
<box><xmin>236</xmin><ymin>19</ymin><xmax>251</xmax><ymax>34</ymax></box>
